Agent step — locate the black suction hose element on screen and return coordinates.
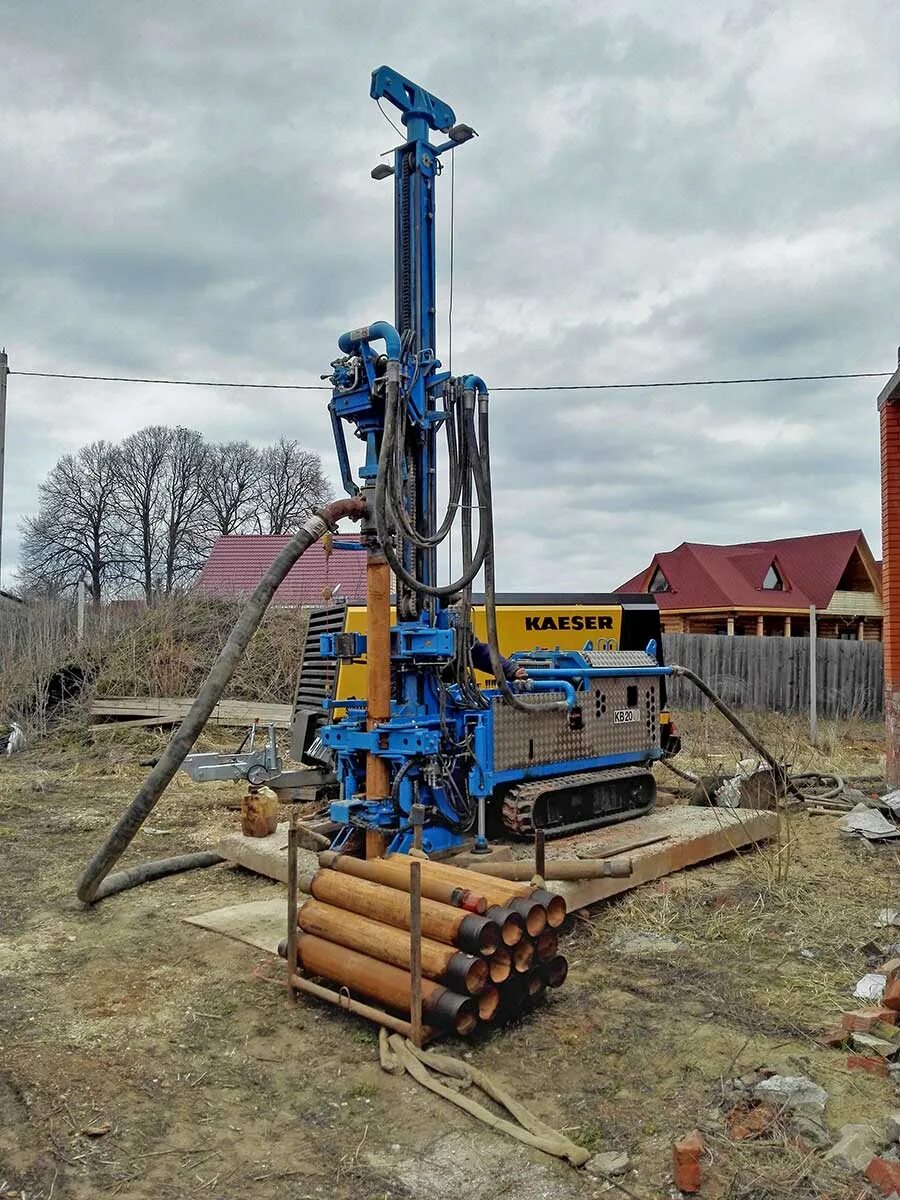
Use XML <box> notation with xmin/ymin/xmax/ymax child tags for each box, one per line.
<box><xmin>76</xmin><ymin>498</ymin><xmax>366</xmax><ymax>905</ymax></box>
<box><xmin>669</xmin><ymin>664</ymin><xmax>791</xmax><ymax>794</ymax></box>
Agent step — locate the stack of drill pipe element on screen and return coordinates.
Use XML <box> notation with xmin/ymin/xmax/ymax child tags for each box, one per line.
<box><xmin>294</xmin><ymin>853</ymin><xmax>570</xmax><ymax>1030</ymax></box>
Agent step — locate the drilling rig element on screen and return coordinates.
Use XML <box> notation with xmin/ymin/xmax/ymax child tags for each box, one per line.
<box><xmin>316</xmin><ymin>66</ymin><xmax>676</xmax><ymax>858</ymax></box>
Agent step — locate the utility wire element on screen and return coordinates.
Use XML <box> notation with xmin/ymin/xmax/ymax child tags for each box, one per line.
<box><xmin>10</xmin><ymin>368</ymin><xmax>892</xmax><ymax>391</ymax></box>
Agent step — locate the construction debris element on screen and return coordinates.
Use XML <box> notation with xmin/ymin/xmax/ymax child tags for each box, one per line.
<box><xmin>752</xmin><ymin>1074</ymin><xmax>827</xmax><ymax>1118</ymax></box>
<box><xmin>856</xmin><ymin>972</ymin><xmax>889</xmax><ymax>1001</ymax></box>
<box><xmin>584</xmin><ymin>1150</ymin><xmax>630</xmax><ymax>1177</ymax></box>
<box><xmin>838</xmin><ymin>803</ymin><xmax>900</xmax><ymax>840</ymax></box>
<box><xmin>823</xmin><ymin>1124</ymin><xmax>880</xmax><ymax>1172</ymax></box>
<box><xmin>672</xmin><ymin>1129</ymin><xmax>704</xmax><ymax>1194</ymax></box>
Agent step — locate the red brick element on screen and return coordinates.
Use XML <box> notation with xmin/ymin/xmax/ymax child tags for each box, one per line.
<box><xmin>866</xmin><ymin>1156</ymin><xmax>900</xmax><ymax>1196</ymax></box>
<box><xmin>726</xmin><ymin>1103</ymin><xmax>776</xmax><ymax>1140</ymax></box>
<box><xmin>842</xmin><ymin>1008</ymin><xmax>897</xmax><ymax>1031</ymax></box>
<box><xmin>847</xmin><ymin>1054</ymin><xmax>889</xmax><ymax>1077</ymax></box>
<box><xmin>878</xmin><ymin>958</ymin><xmax>900</xmax><ymax>980</ymax></box>
<box><xmin>673</xmin><ymin>1130</ymin><xmax>703</xmax><ymax>1193</ymax></box>
<box><xmin>818</xmin><ymin>1028</ymin><xmax>849</xmax><ymax>1048</ymax></box>
<box><xmin>884</xmin><ymin>979</ymin><xmax>900</xmax><ymax>1011</ymax></box>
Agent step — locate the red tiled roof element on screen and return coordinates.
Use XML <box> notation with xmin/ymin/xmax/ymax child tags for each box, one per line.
<box><xmin>616</xmin><ymin>530</ymin><xmax>875</xmax><ymax>611</ymax></box>
<box><xmin>195</xmin><ymin>534</ymin><xmax>367</xmax><ymax>605</ymax></box>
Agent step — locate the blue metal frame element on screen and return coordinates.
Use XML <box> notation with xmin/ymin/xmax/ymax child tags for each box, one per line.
<box><xmin>318</xmin><ymin>68</ymin><xmax>670</xmax><ymax>854</ymax></box>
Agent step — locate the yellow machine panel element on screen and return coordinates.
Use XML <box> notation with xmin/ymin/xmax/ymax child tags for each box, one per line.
<box><xmin>335</xmin><ymin>602</ymin><xmax>624</xmax><ymax>699</ymax></box>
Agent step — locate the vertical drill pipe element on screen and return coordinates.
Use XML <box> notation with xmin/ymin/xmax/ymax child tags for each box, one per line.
<box><xmin>318</xmin><ymin>850</ymin><xmax>487</xmax><ymax>913</ymax></box>
<box><xmin>365</xmin><ymin>545</ymin><xmax>391</xmax><ymax>814</ymax></box>
<box><xmin>287</xmin><ymin>813</ymin><xmax>299</xmax><ymax>1004</ymax></box>
<box><xmin>535</xmin><ymin>829</ymin><xmax>546</xmax><ymax>882</ymax></box>
<box><xmin>410</xmin><ymin>859</ymin><xmax>423</xmax><ymax>1048</ymax></box>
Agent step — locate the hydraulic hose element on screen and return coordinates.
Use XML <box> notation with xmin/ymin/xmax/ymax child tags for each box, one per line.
<box><xmin>669</xmin><ymin>664</ymin><xmax>790</xmax><ymax>794</ymax></box>
<box><xmin>76</xmin><ymin>497</ymin><xmax>366</xmax><ymax>905</ymax></box>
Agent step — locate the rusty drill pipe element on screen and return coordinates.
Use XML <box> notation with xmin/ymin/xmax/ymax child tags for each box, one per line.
<box><xmin>296</xmin><ymin>932</ymin><xmax>477</xmax><ymax>1035</ymax></box>
<box><xmin>484</xmin><ymin>904</ymin><xmax>525</xmax><ymax>946</ymax></box>
<box><xmin>477</xmin><ymin>983</ymin><xmax>501</xmax><ymax>1023</ymax></box>
<box><xmin>525</xmin><ymin>971</ymin><xmax>547</xmax><ymax>1002</ymax></box>
<box><xmin>296</xmin><ymin>900</ymin><xmax>489</xmax><ymax>996</ymax></box>
<box><xmin>318</xmin><ymin>850</ymin><xmax>487</xmax><ymax>914</ymax></box>
<box><xmin>495</xmin><ymin>975</ymin><xmax>527</xmax><ymax>1023</ymax></box>
<box><xmin>533</xmin><ymin>928</ymin><xmax>558</xmax><ymax>963</ymax></box>
<box><xmin>487</xmin><ymin>944</ymin><xmax>512</xmax><ymax>984</ymax></box>
<box><xmin>463</xmin><ymin>858</ymin><xmax>634</xmax><ymax>883</ymax></box>
<box><xmin>540</xmin><ymin>955</ymin><xmax>569</xmax><ymax>989</ymax></box>
<box><xmin>512</xmin><ymin>938</ymin><xmax>535</xmax><ymax>974</ymax></box>
<box><xmin>298</xmin><ymin>870</ymin><xmax>500</xmax><ymax>957</ymax></box>
<box><xmin>395</xmin><ymin>854</ymin><xmax>553</xmax><ymax>931</ymax></box>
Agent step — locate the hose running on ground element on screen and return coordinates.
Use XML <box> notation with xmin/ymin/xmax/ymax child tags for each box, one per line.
<box><xmin>76</xmin><ymin>498</ymin><xmax>365</xmax><ymax>905</ymax></box>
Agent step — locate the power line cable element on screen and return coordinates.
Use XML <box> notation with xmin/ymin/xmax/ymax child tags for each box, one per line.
<box><xmin>9</xmin><ymin>368</ymin><xmax>892</xmax><ymax>391</ymax></box>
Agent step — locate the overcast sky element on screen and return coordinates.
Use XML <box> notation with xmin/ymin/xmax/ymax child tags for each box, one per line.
<box><xmin>2</xmin><ymin>1</ymin><xmax>898</xmax><ymax>593</ymax></box>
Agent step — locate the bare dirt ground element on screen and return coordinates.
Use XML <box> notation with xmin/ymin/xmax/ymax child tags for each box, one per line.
<box><xmin>1</xmin><ymin>710</ymin><xmax>898</xmax><ymax>1199</ymax></box>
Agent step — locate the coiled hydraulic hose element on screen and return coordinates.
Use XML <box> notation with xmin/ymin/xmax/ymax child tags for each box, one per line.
<box><xmin>76</xmin><ymin>497</ymin><xmax>366</xmax><ymax>905</ymax></box>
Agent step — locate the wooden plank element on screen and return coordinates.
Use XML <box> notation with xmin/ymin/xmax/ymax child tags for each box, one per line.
<box><xmin>217</xmin><ymin>822</ymin><xmax>320</xmax><ymax>884</ymax></box>
<box><xmin>184</xmin><ymin>897</ymin><xmax>286</xmax><ymax>954</ymax></box>
<box><xmin>90</xmin><ymin>696</ymin><xmax>292</xmax><ymax>727</ymax></box>
<box><xmin>217</xmin><ymin>806</ymin><xmax>779</xmax><ymax>912</ymax></box>
<box><xmin>552</xmin><ymin>806</ymin><xmax>778</xmax><ymax>911</ymax></box>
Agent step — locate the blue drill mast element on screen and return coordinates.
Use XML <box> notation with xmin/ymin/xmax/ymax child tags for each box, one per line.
<box><xmin>320</xmin><ymin>67</ymin><xmax>671</xmax><ymax>857</ymax></box>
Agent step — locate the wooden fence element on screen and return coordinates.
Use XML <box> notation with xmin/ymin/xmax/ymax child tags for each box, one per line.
<box><xmin>662</xmin><ymin>633</ymin><xmax>883</xmax><ymax>720</ymax></box>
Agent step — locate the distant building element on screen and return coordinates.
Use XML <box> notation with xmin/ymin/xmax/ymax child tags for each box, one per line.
<box><xmin>616</xmin><ymin>530</ymin><xmax>882</xmax><ymax>639</ymax></box>
<box><xmin>194</xmin><ymin>534</ymin><xmax>367</xmax><ymax>606</ymax></box>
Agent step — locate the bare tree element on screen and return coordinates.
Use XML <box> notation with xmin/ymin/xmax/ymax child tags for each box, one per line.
<box><xmin>160</xmin><ymin>427</ymin><xmax>212</xmax><ymax>594</ymax></box>
<box><xmin>116</xmin><ymin>425</ymin><xmax>171</xmax><ymax>604</ymax></box>
<box><xmin>206</xmin><ymin>441</ymin><xmax>261</xmax><ymax>535</ymax></box>
<box><xmin>19</xmin><ymin>440</ymin><xmax>122</xmax><ymax>601</ymax></box>
<box><xmin>254</xmin><ymin>438</ymin><xmax>331</xmax><ymax>534</ymax></box>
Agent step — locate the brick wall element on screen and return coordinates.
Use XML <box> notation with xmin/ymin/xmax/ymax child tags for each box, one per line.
<box><xmin>882</xmin><ymin>398</ymin><xmax>900</xmax><ymax>782</ymax></box>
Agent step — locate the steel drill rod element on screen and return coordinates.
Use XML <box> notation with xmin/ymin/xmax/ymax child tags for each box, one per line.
<box><xmin>484</xmin><ymin>903</ymin><xmax>528</xmax><ymax>945</ymax></box>
<box><xmin>459</xmin><ymin>858</ymin><xmax>634</xmax><ymax>882</ymax></box>
<box><xmin>476</xmin><ymin>983</ymin><xmax>500</xmax><ymax>1023</ymax></box>
<box><xmin>297</xmin><ymin>899</ymin><xmax>489</xmax><ymax>995</ymax></box>
<box><xmin>410</xmin><ymin>859</ymin><xmax>423</xmax><ymax>1048</ymax></box>
<box><xmin>540</xmin><ymin>955</ymin><xmax>569</xmax><ymax>988</ymax></box>
<box><xmin>393</xmin><ymin>854</ymin><xmax>557</xmax><ymax>928</ymax></box>
<box><xmin>287</xmin><ymin>814</ymin><xmax>299</xmax><ymax>1004</ymax></box>
<box><xmin>288</xmin><ymin>972</ymin><xmax>418</xmax><ymax>1038</ymax></box>
<box><xmin>394</xmin><ymin>857</ymin><xmax>551</xmax><ymax>935</ymax></box>
<box><xmin>296</xmin><ymin>932</ymin><xmax>477</xmax><ymax>1035</ymax></box>
<box><xmin>511</xmin><ymin>939</ymin><xmax>534</xmax><ymax>974</ymax></box>
<box><xmin>318</xmin><ymin>850</ymin><xmax>487</xmax><ymax>913</ymax></box>
<box><xmin>298</xmin><ymin>870</ymin><xmax>501</xmax><ymax>956</ymax></box>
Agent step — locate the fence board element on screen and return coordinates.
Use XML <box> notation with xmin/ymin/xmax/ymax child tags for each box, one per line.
<box><xmin>662</xmin><ymin>633</ymin><xmax>882</xmax><ymax>719</ymax></box>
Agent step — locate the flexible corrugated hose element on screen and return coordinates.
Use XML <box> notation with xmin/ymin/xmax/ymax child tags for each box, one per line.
<box><xmin>76</xmin><ymin>497</ymin><xmax>366</xmax><ymax>905</ymax></box>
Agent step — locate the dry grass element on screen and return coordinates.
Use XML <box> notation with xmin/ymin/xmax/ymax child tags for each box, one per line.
<box><xmin>0</xmin><ymin>595</ymin><xmax>310</xmax><ymax>737</ymax></box>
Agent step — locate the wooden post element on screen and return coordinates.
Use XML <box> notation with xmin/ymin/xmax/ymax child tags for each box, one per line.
<box><xmin>809</xmin><ymin>604</ymin><xmax>817</xmax><ymax>746</ymax></box>
<box><xmin>726</xmin><ymin>616</ymin><xmax>735</xmax><ymax>637</ymax></box>
<box><xmin>784</xmin><ymin>615</ymin><xmax>791</xmax><ymax>638</ymax></box>
<box><xmin>287</xmin><ymin>811</ymin><xmax>299</xmax><ymax>1003</ymax></box>
<box><xmin>858</xmin><ymin>619</ymin><xmax>865</xmax><ymax>641</ymax></box>
<box><xmin>756</xmin><ymin>614</ymin><xmax>764</xmax><ymax>637</ymax></box>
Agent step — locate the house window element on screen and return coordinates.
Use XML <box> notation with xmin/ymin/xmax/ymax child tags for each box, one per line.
<box><xmin>762</xmin><ymin>563</ymin><xmax>783</xmax><ymax>591</ymax></box>
<box><xmin>648</xmin><ymin>566</ymin><xmax>670</xmax><ymax>593</ymax></box>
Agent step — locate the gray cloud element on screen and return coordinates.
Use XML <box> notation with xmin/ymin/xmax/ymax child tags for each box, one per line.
<box><xmin>1</xmin><ymin>0</ymin><xmax>897</xmax><ymax>592</ymax></box>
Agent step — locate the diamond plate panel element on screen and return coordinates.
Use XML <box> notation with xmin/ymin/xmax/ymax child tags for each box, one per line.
<box><xmin>582</xmin><ymin>650</ymin><xmax>659</xmax><ymax>669</ymax></box>
<box><xmin>492</xmin><ymin>676</ymin><xmax>660</xmax><ymax>771</ymax></box>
